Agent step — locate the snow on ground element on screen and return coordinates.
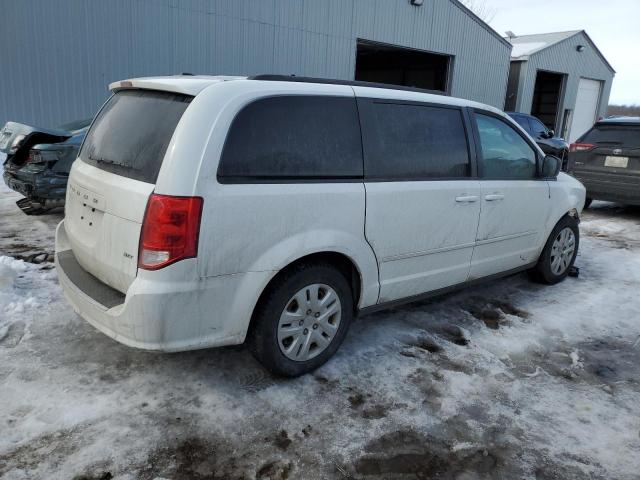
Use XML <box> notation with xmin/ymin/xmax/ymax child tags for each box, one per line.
<box><xmin>1</xmin><ymin>178</ymin><xmax>639</xmax><ymax>479</ymax></box>
<box><xmin>0</xmin><ymin>158</ymin><xmax>61</xmax><ymax>262</ymax></box>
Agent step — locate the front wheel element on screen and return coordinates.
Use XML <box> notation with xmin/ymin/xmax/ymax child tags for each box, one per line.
<box><xmin>247</xmin><ymin>263</ymin><xmax>353</xmax><ymax>377</ymax></box>
<box><xmin>529</xmin><ymin>216</ymin><xmax>579</xmax><ymax>285</ymax></box>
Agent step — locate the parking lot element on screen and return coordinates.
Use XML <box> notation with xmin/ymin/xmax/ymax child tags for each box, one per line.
<box><xmin>1</xmin><ymin>179</ymin><xmax>639</xmax><ymax>479</ymax></box>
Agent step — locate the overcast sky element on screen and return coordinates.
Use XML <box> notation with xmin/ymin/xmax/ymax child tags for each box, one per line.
<box><xmin>480</xmin><ymin>0</ymin><xmax>640</xmax><ymax>105</ymax></box>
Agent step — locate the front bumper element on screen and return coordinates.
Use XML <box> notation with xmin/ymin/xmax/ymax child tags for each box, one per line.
<box><xmin>55</xmin><ymin>220</ymin><xmax>271</xmax><ymax>352</ymax></box>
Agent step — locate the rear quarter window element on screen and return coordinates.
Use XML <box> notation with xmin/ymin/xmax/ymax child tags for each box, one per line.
<box><xmin>81</xmin><ymin>90</ymin><xmax>192</xmax><ymax>184</ymax></box>
<box><xmin>217</xmin><ymin>95</ymin><xmax>363</xmax><ymax>182</ymax></box>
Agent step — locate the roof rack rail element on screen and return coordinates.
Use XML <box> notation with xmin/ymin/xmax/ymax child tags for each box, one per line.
<box><xmin>248</xmin><ymin>74</ymin><xmax>447</xmax><ymax>96</ymax></box>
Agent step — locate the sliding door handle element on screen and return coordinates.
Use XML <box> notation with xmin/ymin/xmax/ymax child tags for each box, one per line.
<box><xmin>455</xmin><ymin>195</ymin><xmax>479</xmax><ymax>203</ymax></box>
<box><xmin>485</xmin><ymin>194</ymin><xmax>505</xmax><ymax>202</ymax></box>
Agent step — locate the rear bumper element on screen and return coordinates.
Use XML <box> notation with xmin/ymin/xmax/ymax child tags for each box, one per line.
<box><xmin>55</xmin><ymin>220</ymin><xmax>272</xmax><ymax>352</ymax></box>
<box><xmin>573</xmin><ymin>171</ymin><xmax>640</xmax><ymax>205</ymax></box>
<box><xmin>3</xmin><ymin>168</ymin><xmax>67</xmax><ymax>200</ymax></box>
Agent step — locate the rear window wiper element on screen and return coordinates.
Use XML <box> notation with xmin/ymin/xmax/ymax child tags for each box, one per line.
<box><xmin>89</xmin><ymin>155</ymin><xmax>143</xmax><ymax>171</ymax></box>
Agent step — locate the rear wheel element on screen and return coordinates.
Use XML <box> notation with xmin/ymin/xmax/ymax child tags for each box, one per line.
<box><xmin>529</xmin><ymin>216</ymin><xmax>579</xmax><ymax>285</ymax></box>
<box><xmin>247</xmin><ymin>263</ymin><xmax>353</xmax><ymax>377</ymax></box>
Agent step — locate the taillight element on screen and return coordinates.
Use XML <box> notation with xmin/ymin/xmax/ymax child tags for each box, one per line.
<box><xmin>570</xmin><ymin>143</ymin><xmax>596</xmax><ymax>152</ymax></box>
<box><xmin>138</xmin><ymin>194</ymin><xmax>203</xmax><ymax>270</ymax></box>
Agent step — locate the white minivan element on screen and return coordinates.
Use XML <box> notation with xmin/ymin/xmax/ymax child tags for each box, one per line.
<box><xmin>55</xmin><ymin>75</ymin><xmax>586</xmax><ymax>376</ymax></box>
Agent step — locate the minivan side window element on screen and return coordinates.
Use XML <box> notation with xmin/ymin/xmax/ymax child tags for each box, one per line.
<box><xmin>475</xmin><ymin>113</ymin><xmax>537</xmax><ymax>180</ymax></box>
<box><xmin>360</xmin><ymin>101</ymin><xmax>471</xmax><ymax>180</ymax></box>
<box><xmin>217</xmin><ymin>96</ymin><xmax>363</xmax><ymax>181</ymax></box>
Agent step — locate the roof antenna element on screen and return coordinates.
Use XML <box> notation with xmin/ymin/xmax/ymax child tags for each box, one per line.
<box><xmin>505</xmin><ymin>31</ymin><xmax>516</xmax><ymax>39</ymax></box>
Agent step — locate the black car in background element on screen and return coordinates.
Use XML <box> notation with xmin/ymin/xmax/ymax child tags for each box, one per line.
<box><xmin>508</xmin><ymin>112</ymin><xmax>570</xmax><ymax>169</ymax></box>
<box><xmin>567</xmin><ymin>117</ymin><xmax>640</xmax><ymax>208</ymax></box>
<box><xmin>1</xmin><ymin>119</ymin><xmax>90</xmax><ymax>214</ymax></box>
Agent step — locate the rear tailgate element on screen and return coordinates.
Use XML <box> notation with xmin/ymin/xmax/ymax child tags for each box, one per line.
<box><xmin>64</xmin><ymin>89</ymin><xmax>193</xmax><ymax>293</ymax></box>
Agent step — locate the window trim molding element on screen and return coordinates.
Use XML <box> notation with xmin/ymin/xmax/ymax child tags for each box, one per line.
<box><xmin>217</xmin><ymin>175</ymin><xmax>364</xmax><ymax>185</ymax></box>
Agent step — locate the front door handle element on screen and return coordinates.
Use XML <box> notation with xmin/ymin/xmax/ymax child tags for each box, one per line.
<box><xmin>485</xmin><ymin>194</ymin><xmax>505</xmax><ymax>202</ymax></box>
<box><xmin>455</xmin><ymin>195</ymin><xmax>479</xmax><ymax>203</ymax></box>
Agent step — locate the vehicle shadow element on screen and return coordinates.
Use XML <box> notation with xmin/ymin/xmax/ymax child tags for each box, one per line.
<box><xmin>584</xmin><ymin>200</ymin><xmax>640</xmax><ymax>221</ymax></box>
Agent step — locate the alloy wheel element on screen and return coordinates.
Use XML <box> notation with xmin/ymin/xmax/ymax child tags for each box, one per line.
<box><xmin>277</xmin><ymin>284</ymin><xmax>342</xmax><ymax>361</ymax></box>
<box><xmin>550</xmin><ymin>227</ymin><xmax>576</xmax><ymax>275</ymax></box>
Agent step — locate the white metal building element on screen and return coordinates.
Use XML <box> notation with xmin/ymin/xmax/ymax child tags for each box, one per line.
<box><xmin>505</xmin><ymin>30</ymin><xmax>615</xmax><ymax>142</ymax></box>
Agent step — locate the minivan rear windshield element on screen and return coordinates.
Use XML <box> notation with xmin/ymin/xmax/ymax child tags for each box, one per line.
<box><xmin>582</xmin><ymin>125</ymin><xmax>640</xmax><ymax>147</ymax></box>
<box><xmin>80</xmin><ymin>90</ymin><xmax>192</xmax><ymax>183</ymax></box>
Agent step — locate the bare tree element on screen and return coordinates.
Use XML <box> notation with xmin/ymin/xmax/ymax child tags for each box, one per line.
<box><xmin>458</xmin><ymin>0</ymin><xmax>497</xmax><ymax>24</ymax></box>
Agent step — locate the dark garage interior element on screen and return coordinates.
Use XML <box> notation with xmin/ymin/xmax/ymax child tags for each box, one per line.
<box><xmin>355</xmin><ymin>40</ymin><xmax>451</xmax><ymax>93</ymax></box>
<box><xmin>531</xmin><ymin>70</ymin><xmax>565</xmax><ymax>130</ymax></box>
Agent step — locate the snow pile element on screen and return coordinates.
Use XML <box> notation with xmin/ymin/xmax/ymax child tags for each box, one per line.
<box><xmin>0</xmin><ymin>256</ymin><xmax>59</xmax><ymax>349</ymax></box>
<box><xmin>0</xmin><ymin>257</ymin><xmax>35</xmax><ymax>328</ymax></box>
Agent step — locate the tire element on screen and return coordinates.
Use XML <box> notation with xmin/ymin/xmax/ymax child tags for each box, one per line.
<box><xmin>529</xmin><ymin>216</ymin><xmax>579</xmax><ymax>285</ymax></box>
<box><xmin>247</xmin><ymin>262</ymin><xmax>354</xmax><ymax>377</ymax></box>
<box><xmin>584</xmin><ymin>197</ymin><xmax>593</xmax><ymax>209</ymax></box>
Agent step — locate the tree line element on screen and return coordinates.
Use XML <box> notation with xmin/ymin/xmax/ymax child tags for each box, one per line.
<box><xmin>608</xmin><ymin>105</ymin><xmax>640</xmax><ymax>117</ymax></box>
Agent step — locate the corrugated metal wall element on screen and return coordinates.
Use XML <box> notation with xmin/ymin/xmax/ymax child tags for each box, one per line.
<box><xmin>512</xmin><ymin>32</ymin><xmax>614</xmax><ymax>133</ymax></box>
<box><xmin>0</xmin><ymin>0</ymin><xmax>511</xmax><ymax>128</ymax></box>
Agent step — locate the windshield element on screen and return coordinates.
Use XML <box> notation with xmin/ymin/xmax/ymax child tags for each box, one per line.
<box><xmin>80</xmin><ymin>89</ymin><xmax>192</xmax><ymax>183</ymax></box>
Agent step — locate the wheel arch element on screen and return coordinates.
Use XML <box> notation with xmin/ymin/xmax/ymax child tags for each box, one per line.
<box><xmin>245</xmin><ymin>250</ymin><xmax>371</xmax><ymax>340</ymax></box>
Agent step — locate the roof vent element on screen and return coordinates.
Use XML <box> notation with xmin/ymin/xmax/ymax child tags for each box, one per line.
<box><xmin>409</xmin><ymin>0</ymin><xmax>423</xmax><ymax>5</ymax></box>
<box><xmin>576</xmin><ymin>45</ymin><xmax>585</xmax><ymax>52</ymax></box>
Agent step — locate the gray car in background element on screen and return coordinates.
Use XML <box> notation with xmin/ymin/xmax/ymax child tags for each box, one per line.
<box><xmin>567</xmin><ymin>117</ymin><xmax>640</xmax><ymax>207</ymax></box>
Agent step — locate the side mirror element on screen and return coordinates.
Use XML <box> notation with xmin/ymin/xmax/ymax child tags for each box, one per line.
<box><xmin>542</xmin><ymin>155</ymin><xmax>562</xmax><ymax>178</ymax></box>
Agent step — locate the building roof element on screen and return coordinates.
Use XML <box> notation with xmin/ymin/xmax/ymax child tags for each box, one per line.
<box><xmin>599</xmin><ymin>117</ymin><xmax>640</xmax><ymax>126</ymax></box>
<box><xmin>505</xmin><ymin>30</ymin><xmax>616</xmax><ymax>73</ymax></box>
<box><xmin>506</xmin><ymin>30</ymin><xmax>580</xmax><ymax>58</ymax></box>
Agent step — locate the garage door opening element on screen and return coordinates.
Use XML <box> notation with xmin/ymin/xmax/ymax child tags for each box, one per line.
<box><xmin>531</xmin><ymin>70</ymin><xmax>565</xmax><ymax>131</ymax></box>
<box><xmin>355</xmin><ymin>40</ymin><xmax>451</xmax><ymax>93</ymax></box>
